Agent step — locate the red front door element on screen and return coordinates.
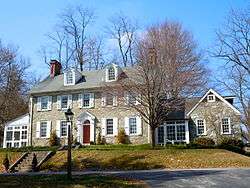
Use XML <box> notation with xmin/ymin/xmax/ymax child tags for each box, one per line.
<box><xmin>83</xmin><ymin>124</ymin><xmax>90</xmax><ymax>144</ymax></box>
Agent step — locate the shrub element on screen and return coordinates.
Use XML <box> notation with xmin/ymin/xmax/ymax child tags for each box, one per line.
<box><xmin>49</xmin><ymin>131</ymin><xmax>59</xmax><ymax>146</ymax></box>
<box><xmin>192</xmin><ymin>137</ymin><xmax>215</xmax><ymax>147</ymax></box>
<box><xmin>219</xmin><ymin>137</ymin><xmax>244</xmax><ymax>148</ymax></box>
<box><xmin>32</xmin><ymin>153</ymin><xmax>38</xmax><ymax>172</ymax></box>
<box><xmin>96</xmin><ymin>131</ymin><xmax>102</xmax><ymax>145</ymax></box>
<box><xmin>116</xmin><ymin>128</ymin><xmax>127</xmax><ymax>144</ymax></box>
<box><xmin>2</xmin><ymin>154</ymin><xmax>10</xmax><ymax>172</ymax></box>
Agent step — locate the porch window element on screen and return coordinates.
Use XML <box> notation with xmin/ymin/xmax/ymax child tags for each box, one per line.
<box><xmin>129</xmin><ymin>117</ymin><xmax>137</xmax><ymax>134</ymax></box>
<box><xmin>6</xmin><ymin>143</ymin><xmax>12</xmax><ymax>148</ymax></box>
<box><xmin>176</xmin><ymin>124</ymin><xmax>185</xmax><ymax>140</ymax></box>
<box><xmin>14</xmin><ymin>142</ymin><xmax>19</xmax><ymax>148</ymax></box>
<box><xmin>60</xmin><ymin>121</ymin><xmax>68</xmax><ymax>137</ymax></box>
<box><xmin>166</xmin><ymin>125</ymin><xmax>175</xmax><ymax>141</ymax></box>
<box><xmin>106</xmin><ymin>119</ymin><xmax>113</xmax><ymax>135</ymax></box>
<box><xmin>157</xmin><ymin>126</ymin><xmax>164</xmax><ymax>143</ymax></box>
<box><xmin>222</xmin><ymin>118</ymin><xmax>230</xmax><ymax>134</ymax></box>
<box><xmin>40</xmin><ymin>121</ymin><xmax>47</xmax><ymax>138</ymax></box>
<box><xmin>6</xmin><ymin>131</ymin><xmax>13</xmax><ymax>141</ymax></box>
<box><xmin>14</xmin><ymin>131</ymin><xmax>20</xmax><ymax>141</ymax></box>
<box><xmin>197</xmin><ymin>119</ymin><xmax>205</xmax><ymax>135</ymax></box>
<box><xmin>21</xmin><ymin>130</ymin><xmax>27</xmax><ymax>139</ymax></box>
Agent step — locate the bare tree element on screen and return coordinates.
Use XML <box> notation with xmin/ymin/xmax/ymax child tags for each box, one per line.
<box><xmin>214</xmin><ymin>8</ymin><xmax>250</xmax><ymax>137</ymax></box>
<box><xmin>118</xmin><ymin>21</ymin><xmax>207</xmax><ymax>147</ymax></box>
<box><xmin>106</xmin><ymin>13</ymin><xmax>138</xmax><ymax>67</ymax></box>
<box><xmin>214</xmin><ymin>8</ymin><xmax>250</xmax><ymax>74</ymax></box>
<box><xmin>0</xmin><ymin>40</ymin><xmax>30</xmax><ymax>144</ymax></box>
<box><xmin>85</xmin><ymin>37</ymin><xmax>106</xmax><ymax>70</ymax></box>
<box><xmin>61</xmin><ymin>6</ymin><xmax>95</xmax><ymax>71</ymax></box>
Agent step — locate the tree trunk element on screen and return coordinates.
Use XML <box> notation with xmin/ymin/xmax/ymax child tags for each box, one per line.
<box><xmin>150</xmin><ymin>127</ymin><xmax>156</xmax><ymax>148</ymax></box>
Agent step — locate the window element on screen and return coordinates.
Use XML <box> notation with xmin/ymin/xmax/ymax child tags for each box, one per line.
<box><xmin>127</xmin><ymin>92</ymin><xmax>137</xmax><ymax>105</ymax></box>
<box><xmin>157</xmin><ymin>126</ymin><xmax>164</xmax><ymax>143</ymax></box>
<box><xmin>14</xmin><ymin>131</ymin><xmax>20</xmax><ymax>141</ymax></box>
<box><xmin>6</xmin><ymin>142</ymin><xmax>12</xmax><ymax>148</ymax></box>
<box><xmin>207</xmin><ymin>94</ymin><xmax>215</xmax><ymax>102</ymax></box>
<box><xmin>106</xmin><ymin>119</ymin><xmax>113</xmax><ymax>135</ymax></box>
<box><xmin>83</xmin><ymin>93</ymin><xmax>90</xmax><ymax>107</ymax></box>
<box><xmin>108</xmin><ymin>67</ymin><xmax>115</xmax><ymax>81</ymax></box>
<box><xmin>40</xmin><ymin>121</ymin><xmax>47</xmax><ymax>138</ymax></box>
<box><xmin>66</xmin><ymin>71</ymin><xmax>74</xmax><ymax>85</ymax></box>
<box><xmin>6</xmin><ymin>131</ymin><xmax>13</xmax><ymax>141</ymax></box>
<box><xmin>222</xmin><ymin>118</ymin><xmax>230</xmax><ymax>134</ymax></box>
<box><xmin>41</xmin><ymin>96</ymin><xmax>49</xmax><ymax>110</ymax></box>
<box><xmin>166</xmin><ymin>125</ymin><xmax>175</xmax><ymax>141</ymax></box>
<box><xmin>129</xmin><ymin>117</ymin><xmax>137</xmax><ymax>134</ymax></box>
<box><xmin>197</xmin><ymin>119</ymin><xmax>205</xmax><ymax>135</ymax></box>
<box><xmin>21</xmin><ymin>130</ymin><xmax>27</xmax><ymax>139</ymax></box>
<box><xmin>21</xmin><ymin>142</ymin><xmax>27</xmax><ymax>147</ymax></box>
<box><xmin>176</xmin><ymin>124</ymin><xmax>185</xmax><ymax>140</ymax></box>
<box><xmin>14</xmin><ymin>142</ymin><xmax>19</xmax><ymax>148</ymax></box>
<box><xmin>61</xmin><ymin>95</ymin><xmax>68</xmax><ymax>109</ymax></box>
<box><xmin>106</xmin><ymin>93</ymin><xmax>114</xmax><ymax>106</ymax></box>
<box><xmin>60</xmin><ymin>121</ymin><xmax>68</xmax><ymax>137</ymax></box>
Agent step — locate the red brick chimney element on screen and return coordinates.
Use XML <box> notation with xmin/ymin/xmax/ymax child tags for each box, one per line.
<box><xmin>50</xmin><ymin>60</ymin><xmax>62</xmax><ymax>78</ymax></box>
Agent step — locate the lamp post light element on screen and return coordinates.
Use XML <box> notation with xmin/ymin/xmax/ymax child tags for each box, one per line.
<box><xmin>65</xmin><ymin>108</ymin><xmax>74</xmax><ymax>180</ymax></box>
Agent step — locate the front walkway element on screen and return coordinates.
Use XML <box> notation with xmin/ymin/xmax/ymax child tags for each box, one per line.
<box><xmin>1</xmin><ymin>168</ymin><xmax>250</xmax><ymax>188</ymax></box>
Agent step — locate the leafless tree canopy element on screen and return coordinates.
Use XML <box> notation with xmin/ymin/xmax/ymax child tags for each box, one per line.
<box><xmin>119</xmin><ymin>21</ymin><xmax>207</xmax><ymax>147</ymax></box>
<box><xmin>214</xmin><ymin>9</ymin><xmax>250</xmax><ymax>74</ymax></box>
<box><xmin>214</xmin><ymin>8</ymin><xmax>250</xmax><ymax>135</ymax></box>
<box><xmin>106</xmin><ymin>13</ymin><xmax>138</xmax><ymax>67</ymax></box>
<box><xmin>0</xmin><ymin>41</ymin><xmax>31</xmax><ymax>143</ymax></box>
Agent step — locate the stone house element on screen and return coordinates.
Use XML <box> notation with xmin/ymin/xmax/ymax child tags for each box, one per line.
<box><xmin>2</xmin><ymin>60</ymin><xmax>241</xmax><ymax>148</ymax></box>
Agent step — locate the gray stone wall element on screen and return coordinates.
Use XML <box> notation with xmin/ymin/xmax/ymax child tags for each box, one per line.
<box><xmin>31</xmin><ymin>89</ymin><xmax>149</xmax><ymax>146</ymax></box>
<box><xmin>189</xmin><ymin>96</ymin><xmax>241</xmax><ymax>142</ymax></box>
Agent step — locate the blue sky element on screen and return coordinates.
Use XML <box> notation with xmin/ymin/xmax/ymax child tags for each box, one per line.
<box><xmin>0</xmin><ymin>0</ymin><xmax>248</xmax><ymax>77</ymax></box>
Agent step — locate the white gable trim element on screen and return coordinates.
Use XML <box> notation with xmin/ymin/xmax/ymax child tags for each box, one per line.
<box><xmin>187</xmin><ymin>89</ymin><xmax>241</xmax><ymax>116</ymax></box>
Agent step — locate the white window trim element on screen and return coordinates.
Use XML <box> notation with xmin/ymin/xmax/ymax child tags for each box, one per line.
<box><xmin>80</xmin><ymin>93</ymin><xmax>94</xmax><ymax>109</ymax></box>
<box><xmin>207</xmin><ymin>94</ymin><xmax>216</xmax><ymax>102</ymax></box>
<box><xmin>221</xmin><ymin>117</ymin><xmax>232</xmax><ymax>135</ymax></box>
<box><xmin>4</xmin><ymin>125</ymin><xmax>29</xmax><ymax>148</ymax></box>
<box><xmin>105</xmin><ymin>66</ymin><xmax>118</xmax><ymax>82</ymax></box>
<box><xmin>59</xmin><ymin>120</ymin><xmax>68</xmax><ymax>138</ymax></box>
<box><xmin>64</xmin><ymin>70</ymin><xmax>76</xmax><ymax>86</ymax></box>
<box><xmin>102</xmin><ymin>93</ymin><xmax>117</xmax><ymax>107</ymax></box>
<box><xmin>196</xmin><ymin>119</ymin><xmax>206</xmax><ymax>136</ymax></box>
<box><xmin>37</xmin><ymin>96</ymin><xmax>52</xmax><ymax>111</ymax></box>
<box><xmin>102</xmin><ymin>117</ymin><xmax>118</xmax><ymax>137</ymax></box>
<box><xmin>128</xmin><ymin>117</ymin><xmax>137</xmax><ymax>136</ymax></box>
<box><xmin>125</xmin><ymin>92</ymin><xmax>140</xmax><ymax>106</ymax></box>
<box><xmin>59</xmin><ymin>95</ymin><xmax>72</xmax><ymax>110</ymax></box>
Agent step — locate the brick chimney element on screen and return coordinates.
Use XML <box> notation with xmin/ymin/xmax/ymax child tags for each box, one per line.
<box><xmin>50</xmin><ymin>60</ymin><xmax>62</xmax><ymax>78</ymax></box>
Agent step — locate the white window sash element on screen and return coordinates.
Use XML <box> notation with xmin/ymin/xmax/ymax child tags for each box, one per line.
<box><xmin>196</xmin><ymin>119</ymin><xmax>206</xmax><ymax>136</ymax></box>
<box><xmin>221</xmin><ymin>117</ymin><xmax>231</xmax><ymax>134</ymax></box>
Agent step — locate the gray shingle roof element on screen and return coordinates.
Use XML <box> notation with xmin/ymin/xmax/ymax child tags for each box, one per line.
<box><xmin>29</xmin><ymin>67</ymin><xmax>134</xmax><ymax>95</ymax></box>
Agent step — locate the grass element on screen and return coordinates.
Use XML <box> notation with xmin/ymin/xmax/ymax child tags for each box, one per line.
<box><xmin>0</xmin><ymin>174</ymin><xmax>145</xmax><ymax>188</ymax></box>
<box><xmin>41</xmin><ymin>145</ymin><xmax>250</xmax><ymax>171</ymax></box>
<box><xmin>0</xmin><ymin>151</ymin><xmax>23</xmax><ymax>172</ymax></box>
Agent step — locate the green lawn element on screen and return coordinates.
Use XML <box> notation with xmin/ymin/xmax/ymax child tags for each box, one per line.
<box><xmin>0</xmin><ymin>174</ymin><xmax>145</xmax><ymax>188</ymax></box>
<box><xmin>41</xmin><ymin>145</ymin><xmax>250</xmax><ymax>171</ymax></box>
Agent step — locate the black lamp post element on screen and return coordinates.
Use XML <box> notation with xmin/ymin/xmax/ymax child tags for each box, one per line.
<box><xmin>65</xmin><ymin>108</ymin><xmax>74</xmax><ymax>180</ymax></box>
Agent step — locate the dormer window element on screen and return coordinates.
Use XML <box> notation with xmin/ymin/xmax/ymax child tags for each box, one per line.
<box><xmin>207</xmin><ymin>94</ymin><xmax>215</xmax><ymax>102</ymax></box>
<box><xmin>108</xmin><ymin>67</ymin><xmax>115</xmax><ymax>81</ymax></box>
<box><xmin>66</xmin><ymin>71</ymin><xmax>73</xmax><ymax>85</ymax></box>
<box><xmin>64</xmin><ymin>69</ymin><xmax>82</xmax><ymax>86</ymax></box>
<box><xmin>105</xmin><ymin>64</ymin><xmax>119</xmax><ymax>82</ymax></box>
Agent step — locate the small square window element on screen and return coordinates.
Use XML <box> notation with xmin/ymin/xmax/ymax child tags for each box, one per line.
<box><xmin>21</xmin><ymin>142</ymin><xmax>27</xmax><ymax>147</ymax></box>
<box><xmin>207</xmin><ymin>94</ymin><xmax>215</xmax><ymax>102</ymax></box>
<box><xmin>6</xmin><ymin>142</ymin><xmax>12</xmax><ymax>148</ymax></box>
<box><xmin>21</xmin><ymin>130</ymin><xmax>27</xmax><ymax>139</ymax></box>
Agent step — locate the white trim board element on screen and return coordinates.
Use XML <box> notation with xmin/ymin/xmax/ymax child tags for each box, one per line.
<box><xmin>186</xmin><ymin>89</ymin><xmax>241</xmax><ymax>116</ymax></box>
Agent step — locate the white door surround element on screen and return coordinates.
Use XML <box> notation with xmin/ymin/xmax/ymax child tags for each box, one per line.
<box><xmin>76</xmin><ymin>111</ymin><xmax>95</xmax><ymax>144</ymax></box>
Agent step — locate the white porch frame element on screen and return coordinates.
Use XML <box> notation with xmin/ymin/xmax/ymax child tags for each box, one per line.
<box><xmin>156</xmin><ymin>120</ymin><xmax>190</xmax><ymax>145</ymax></box>
<box><xmin>76</xmin><ymin>111</ymin><xmax>96</xmax><ymax>144</ymax></box>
